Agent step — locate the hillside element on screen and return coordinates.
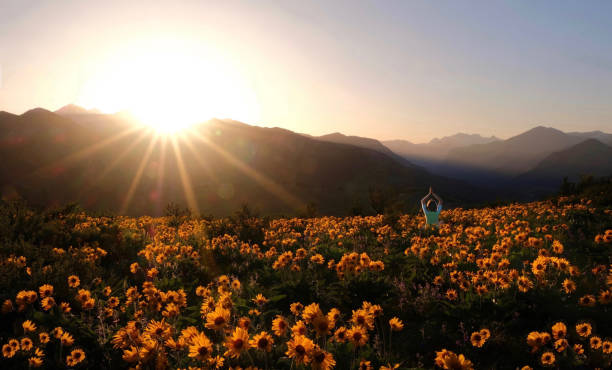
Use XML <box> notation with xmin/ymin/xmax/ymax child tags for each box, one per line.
<box><xmin>315</xmin><ymin>132</ymin><xmax>419</xmax><ymax>168</ymax></box>
<box><xmin>383</xmin><ymin>133</ymin><xmax>499</xmax><ymax>163</ymax></box>
<box><xmin>515</xmin><ymin>139</ymin><xmax>612</xmax><ymax>190</ymax></box>
<box><xmin>0</xmin><ymin>109</ymin><xmax>486</xmax><ymax>216</ymax></box>
<box><xmin>443</xmin><ymin>126</ymin><xmax>584</xmax><ymax>176</ymax></box>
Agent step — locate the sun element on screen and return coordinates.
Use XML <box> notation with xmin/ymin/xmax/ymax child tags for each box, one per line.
<box><xmin>77</xmin><ymin>38</ymin><xmax>260</xmax><ymax>133</ymax></box>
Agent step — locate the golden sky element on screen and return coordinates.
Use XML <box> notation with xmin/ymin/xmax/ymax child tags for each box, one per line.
<box><xmin>1</xmin><ymin>0</ymin><xmax>611</xmax><ymax>142</ymax></box>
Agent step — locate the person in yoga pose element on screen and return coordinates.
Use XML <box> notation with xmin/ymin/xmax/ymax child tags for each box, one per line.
<box><xmin>421</xmin><ymin>186</ymin><xmax>443</xmax><ymax>226</ymax></box>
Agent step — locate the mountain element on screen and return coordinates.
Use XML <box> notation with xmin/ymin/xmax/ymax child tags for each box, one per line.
<box><xmin>383</xmin><ymin>133</ymin><xmax>499</xmax><ymax>158</ymax></box>
<box><xmin>568</xmin><ymin>130</ymin><xmax>612</xmax><ymax>144</ymax></box>
<box><xmin>428</xmin><ymin>133</ymin><xmax>501</xmax><ymax>147</ymax></box>
<box><xmin>318</xmin><ymin>132</ymin><xmax>396</xmax><ymax>156</ymax></box>
<box><xmin>55</xmin><ymin>104</ymin><xmax>133</xmax><ymax>133</ymax></box>
<box><xmin>444</xmin><ymin>126</ymin><xmax>585</xmax><ymax>175</ymax></box>
<box><xmin>315</xmin><ymin>132</ymin><xmax>419</xmax><ymax>168</ymax></box>
<box><xmin>54</xmin><ymin>104</ymin><xmax>101</xmax><ymax>115</ymax></box>
<box><xmin>0</xmin><ymin>109</ymin><xmax>486</xmax><ymax>216</ymax></box>
<box><xmin>383</xmin><ymin>126</ymin><xmax>612</xmax><ymax>196</ymax></box>
<box><xmin>515</xmin><ymin>139</ymin><xmax>612</xmax><ymax>189</ymax></box>
<box><xmin>383</xmin><ymin>133</ymin><xmax>500</xmax><ymax>174</ymax></box>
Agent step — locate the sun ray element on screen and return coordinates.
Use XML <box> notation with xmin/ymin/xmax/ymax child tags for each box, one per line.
<box><xmin>28</xmin><ymin>125</ymin><xmax>142</xmax><ymax>179</ymax></box>
<box><xmin>152</xmin><ymin>135</ymin><xmax>168</xmax><ymax>215</ymax></box>
<box><xmin>75</xmin><ymin>129</ymin><xmax>152</xmax><ymax>199</ymax></box>
<box><xmin>186</xmin><ymin>127</ymin><xmax>306</xmax><ymax>211</ymax></box>
<box><xmin>120</xmin><ymin>133</ymin><xmax>159</xmax><ymax>214</ymax></box>
<box><xmin>177</xmin><ymin>133</ymin><xmax>217</xmax><ymax>182</ymax></box>
<box><xmin>170</xmin><ymin>134</ymin><xmax>200</xmax><ymax>215</ymax></box>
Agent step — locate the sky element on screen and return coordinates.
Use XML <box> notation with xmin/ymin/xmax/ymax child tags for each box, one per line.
<box><xmin>1</xmin><ymin>0</ymin><xmax>611</xmax><ymax>143</ymax></box>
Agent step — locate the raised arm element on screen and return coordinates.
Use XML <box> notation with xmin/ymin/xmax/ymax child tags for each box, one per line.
<box><xmin>431</xmin><ymin>191</ymin><xmax>442</xmax><ymax>204</ymax></box>
<box><xmin>421</xmin><ymin>187</ymin><xmax>433</xmax><ymax>206</ymax></box>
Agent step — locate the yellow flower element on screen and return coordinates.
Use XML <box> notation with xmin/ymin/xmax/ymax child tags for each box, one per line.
<box><xmin>351</xmin><ymin>309</ymin><xmax>374</xmax><ymax>330</ymax></box>
<box><xmin>41</xmin><ymin>297</ymin><xmax>56</xmax><ymax>311</ymax></box>
<box><xmin>590</xmin><ymin>336</ymin><xmax>602</xmax><ymax>349</ymax></box>
<box><xmin>286</xmin><ymin>335</ymin><xmax>314</xmax><ymax>364</ymax></box>
<box><xmin>380</xmin><ymin>364</ymin><xmax>400</xmax><ymax>370</ymax></box>
<box><xmin>250</xmin><ymin>331</ymin><xmax>273</xmax><ymax>352</ymax></box>
<box><xmin>573</xmin><ymin>343</ymin><xmax>584</xmax><ymax>355</ymax></box>
<box><xmin>272</xmin><ymin>315</ymin><xmax>288</xmax><ymax>337</ymax></box>
<box><xmin>526</xmin><ymin>331</ymin><xmax>549</xmax><ymax>350</ymax></box>
<box><xmin>38</xmin><ymin>284</ymin><xmax>54</xmax><ymax>298</ymax></box>
<box><xmin>205</xmin><ymin>307</ymin><xmax>230</xmax><ymax>331</ymax></box>
<box><xmin>23</xmin><ymin>320</ymin><xmax>37</xmax><ymax>333</ymax></box>
<box><xmin>470</xmin><ymin>331</ymin><xmax>487</xmax><ymax>348</ymax></box>
<box><xmin>122</xmin><ymin>346</ymin><xmax>139</xmax><ymax>363</ymax></box>
<box><xmin>554</xmin><ymin>338</ymin><xmax>568</xmax><ymax>352</ymax></box>
<box><xmin>290</xmin><ymin>302</ymin><xmax>304</xmax><ymax>316</ymax></box>
<box><xmin>60</xmin><ymin>332</ymin><xmax>74</xmax><ymax>347</ymax></box>
<box><xmin>334</xmin><ymin>327</ymin><xmax>348</xmax><ymax>343</ymax></box>
<box><xmin>2</xmin><ymin>344</ymin><xmax>16</xmax><ymax>358</ymax></box>
<box><xmin>60</xmin><ymin>302</ymin><xmax>71</xmax><ymax>313</ymax></box>
<box><xmin>551</xmin><ymin>322</ymin><xmax>566</xmax><ymax>339</ymax></box>
<box><xmin>541</xmin><ymin>351</ymin><xmax>555</xmax><ymax>366</ymax></box>
<box><xmin>434</xmin><ymin>349</ymin><xmax>473</xmax><ymax>370</ymax></box>
<box><xmin>576</xmin><ymin>322</ymin><xmax>592</xmax><ymax>337</ymax></box>
<box><xmin>480</xmin><ymin>328</ymin><xmax>491</xmax><ymax>340</ymax></box>
<box><xmin>66</xmin><ymin>349</ymin><xmax>85</xmax><ymax>366</ymax></box>
<box><xmin>107</xmin><ymin>296</ymin><xmax>120</xmax><ymax>308</ymax></box>
<box><xmin>195</xmin><ymin>285</ymin><xmax>209</xmax><ymax>297</ymax></box>
<box><xmin>562</xmin><ymin>279</ymin><xmax>576</xmax><ymax>293</ymax></box>
<box><xmin>208</xmin><ymin>355</ymin><xmax>225</xmax><ymax>369</ymax></box>
<box><xmin>224</xmin><ymin>327</ymin><xmax>249</xmax><ymax>359</ymax></box>
<box><xmin>252</xmin><ymin>293</ymin><xmax>268</xmax><ymax>306</ymax></box>
<box><xmin>312</xmin><ymin>314</ymin><xmax>332</xmax><ymax>337</ymax></box>
<box><xmin>292</xmin><ymin>320</ymin><xmax>308</xmax><ymax>337</ymax></box>
<box><xmin>21</xmin><ymin>337</ymin><xmax>34</xmax><ymax>351</ymax></box>
<box><xmin>302</xmin><ymin>303</ymin><xmax>323</xmax><ymax>323</ymax></box>
<box><xmin>517</xmin><ymin>276</ymin><xmax>533</xmax><ymax>292</ymax></box>
<box><xmin>28</xmin><ymin>356</ymin><xmax>43</xmax><ymax>367</ymax></box>
<box><xmin>238</xmin><ymin>316</ymin><xmax>251</xmax><ymax>330</ymax></box>
<box><xmin>162</xmin><ymin>303</ymin><xmax>180</xmax><ymax>318</ymax></box>
<box><xmin>67</xmin><ymin>275</ymin><xmax>80</xmax><ymax>288</ymax></box>
<box><xmin>389</xmin><ymin>317</ymin><xmax>404</xmax><ymax>332</ymax></box>
<box><xmin>347</xmin><ymin>326</ymin><xmax>368</xmax><ymax>347</ymax></box>
<box><xmin>188</xmin><ymin>332</ymin><xmax>213</xmax><ymax>361</ymax></box>
<box><xmin>1</xmin><ymin>299</ymin><xmax>13</xmax><ymax>313</ymax></box>
<box><xmin>39</xmin><ymin>332</ymin><xmax>50</xmax><ymax>344</ymax></box>
<box><xmin>8</xmin><ymin>339</ymin><xmax>20</xmax><ymax>350</ymax></box>
<box><xmin>310</xmin><ymin>346</ymin><xmax>336</xmax><ymax>370</ymax></box>
<box><xmin>579</xmin><ymin>294</ymin><xmax>596</xmax><ymax>307</ymax></box>
<box><xmin>146</xmin><ymin>320</ymin><xmax>172</xmax><ymax>339</ymax></box>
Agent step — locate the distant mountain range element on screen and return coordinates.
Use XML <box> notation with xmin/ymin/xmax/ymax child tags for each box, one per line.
<box><xmin>317</xmin><ymin>126</ymin><xmax>612</xmax><ymax>198</ymax></box>
<box><xmin>0</xmin><ymin>105</ymin><xmax>489</xmax><ymax>216</ymax></box>
<box><xmin>382</xmin><ymin>133</ymin><xmax>500</xmax><ymax>169</ymax></box>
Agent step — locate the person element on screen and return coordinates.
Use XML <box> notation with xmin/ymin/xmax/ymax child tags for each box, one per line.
<box><xmin>421</xmin><ymin>186</ymin><xmax>443</xmax><ymax>226</ymax></box>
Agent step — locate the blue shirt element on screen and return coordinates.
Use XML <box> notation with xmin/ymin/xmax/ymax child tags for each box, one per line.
<box><xmin>422</xmin><ymin>203</ymin><xmax>442</xmax><ymax>225</ymax></box>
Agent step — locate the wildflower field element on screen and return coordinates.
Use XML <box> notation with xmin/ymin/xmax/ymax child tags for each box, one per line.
<box><xmin>0</xmin><ymin>194</ymin><xmax>611</xmax><ymax>369</ymax></box>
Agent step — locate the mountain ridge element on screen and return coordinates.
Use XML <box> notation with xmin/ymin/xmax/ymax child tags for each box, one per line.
<box><xmin>0</xmin><ymin>108</ymin><xmax>489</xmax><ymax>216</ymax></box>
